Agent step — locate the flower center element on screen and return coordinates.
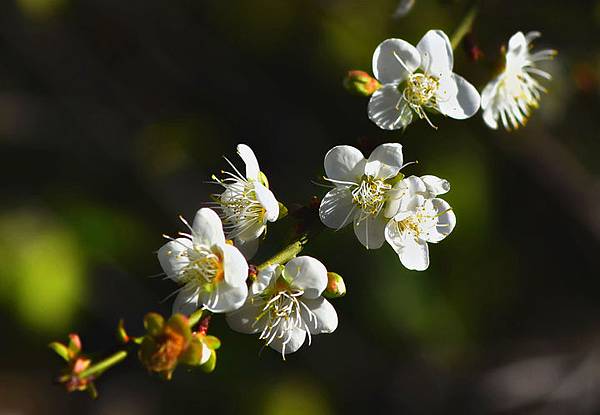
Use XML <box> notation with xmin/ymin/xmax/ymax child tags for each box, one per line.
<box><xmin>351</xmin><ymin>176</ymin><xmax>391</xmax><ymax>216</ymax></box>
<box><xmin>397</xmin><ymin>215</ymin><xmax>423</xmax><ymax>238</ymax></box>
<box><xmin>403</xmin><ymin>73</ymin><xmax>439</xmax><ymax>107</ymax></box>
<box><xmin>213</xmin><ymin>178</ymin><xmax>266</xmax><ymax>239</ymax></box>
<box><xmin>181</xmin><ymin>247</ymin><xmax>224</xmax><ymax>285</ymax></box>
<box><xmin>254</xmin><ymin>286</ymin><xmax>316</xmax><ymax>358</ymax></box>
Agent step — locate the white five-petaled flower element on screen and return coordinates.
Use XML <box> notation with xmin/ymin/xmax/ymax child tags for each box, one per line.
<box><xmin>226</xmin><ymin>256</ymin><xmax>338</xmax><ymax>359</ymax></box>
<box><xmin>212</xmin><ymin>144</ymin><xmax>279</xmax><ymax>258</ymax></box>
<box><xmin>319</xmin><ymin>143</ymin><xmax>407</xmax><ymax>249</ymax></box>
<box><xmin>368</xmin><ymin>30</ymin><xmax>481</xmax><ymax>130</ymax></box>
<box><xmin>385</xmin><ymin>175</ymin><xmax>456</xmax><ymax>271</ymax></box>
<box><xmin>481</xmin><ymin>31</ymin><xmax>556</xmax><ymax>131</ymax></box>
<box><xmin>158</xmin><ymin>208</ymin><xmax>249</xmax><ymax>315</ymax></box>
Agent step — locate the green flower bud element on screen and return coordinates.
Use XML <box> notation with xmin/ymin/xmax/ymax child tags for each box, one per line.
<box><xmin>138</xmin><ymin>312</ymin><xmax>220</xmax><ymax>379</ymax></box>
<box><xmin>324</xmin><ymin>272</ymin><xmax>346</xmax><ymax>298</ymax></box>
<box><xmin>343</xmin><ymin>70</ymin><xmax>381</xmax><ymax>96</ymax></box>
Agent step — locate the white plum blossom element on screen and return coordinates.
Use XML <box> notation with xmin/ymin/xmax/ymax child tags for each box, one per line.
<box><xmin>385</xmin><ymin>175</ymin><xmax>456</xmax><ymax>271</ymax></box>
<box><xmin>212</xmin><ymin>144</ymin><xmax>279</xmax><ymax>258</ymax></box>
<box><xmin>481</xmin><ymin>31</ymin><xmax>556</xmax><ymax>130</ymax></box>
<box><xmin>158</xmin><ymin>208</ymin><xmax>249</xmax><ymax>315</ymax></box>
<box><xmin>368</xmin><ymin>30</ymin><xmax>481</xmax><ymax>130</ymax></box>
<box><xmin>319</xmin><ymin>143</ymin><xmax>408</xmax><ymax>249</ymax></box>
<box><xmin>226</xmin><ymin>256</ymin><xmax>338</xmax><ymax>358</ymax></box>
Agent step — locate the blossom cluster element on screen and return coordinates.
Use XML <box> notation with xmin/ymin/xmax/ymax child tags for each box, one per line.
<box><xmin>157</xmin><ymin>145</ymin><xmax>342</xmax><ymax>359</ymax></box>
<box><xmin>319</xmin><ymin>143</ymin><xmax>455</xmax><ymax>270</ymax></box>
<box><xmin>153</xmin><ymin>29</ymin><xmax>555</xmax><ymax>362</ymax></box>
<box><xmin>349</xmin><ymin>30</ymin><xmax>555</xmax><ymax>132</ymax></box>
<box><xmin>51</xmin><ymin>19</ymin><xmax>557</xmax><ymax>398</ymax></box>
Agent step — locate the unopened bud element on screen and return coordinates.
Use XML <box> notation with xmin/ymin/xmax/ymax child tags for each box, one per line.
<box><xmin>344</xmin><ymin>70</ymin><xmax>381</xmax><ymax>96</ymax></box>
<box><xmin>324</xmin><ymin>272</ymin><xmax>346</xmax><ymax>298</ymax></box>
<box><xmin>116</xmin><ymin>319</ymin><xmax>130</xmax><ymax>344</ymax></box>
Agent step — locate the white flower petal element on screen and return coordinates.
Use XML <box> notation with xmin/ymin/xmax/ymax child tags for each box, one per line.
<box><xmin>222</xmin><ymin>243</ymin><xmax>248</xmax><ymax>287</ymax></box>
<box><xmin>301</xmin><ymin>297</ymin><xmax>338</xmax><ymax>335</ymax></box>
<box><xmin>172</xmin><ymin>284</ymin><xmax>199</xmax><ymax>316</ymax></box>
<box><xmin>252</xmin><ymin>264</ymin><xmax>279</xmax><ymax>295</ymax></box>
<box><xmin>192</xmin><ymin>208</ymin><xmax>226</xmax><ymax>246</ymax></box>
<box><xmin>403</xmin><ymin>175</ymin><xmax>427</xmax><ymax>196</ymax></box>
<box><xmin>254</xmin><ymin>182</ymin><xmax>279</xmax><ymax>222</ymax></box>
<box><xmin>425</xmin><ymin>198</ymin><xmax>456</xmax><ymax>243</ymax></box>
<box><xmin>285</xmin><ymin>256</ymin><xmax>328</xmax><ymax>299</ymax></box>
<box><xmin>401</xmin><ymin>238</ymin><xmax>430</xmax><ymax>271</ymax></box>
<box><xmin>365</xmin><ymin>143</ymin><xmax>404</xmax><ymax>179</ymax></box>
<box><xmin>225</xmin><ymin>300</ymin><xmax>265</xmax><ymax>334</ymax></box>
<box><xmin>368</xmin><ymin>84</ymin><xmax>413</xmax><ymax>130</ymax></box>
<box><xmin>324</xmin><ymin>145</ymin><xmax>366</xmax><ymax>183</ymax></box>
<box><xmin>383</xmin><ymin>180</ymin><xmax>409</xmax><ymax>218</ymax></box>
<box><xmin>386</xmin><ymin>221</ymin><xmax>430</xmax><ymax>271</ymax></box>
<box><xmin>199</xmin><ymin>342</ymin><xmax>211</xmax><ymax>365</ymax></box>
<box><xmin>480</xmin><ymin>77</ymin><xmax>500</xmax><ymax>110</ymax></box>
<box><xmin>319</xmin><ymin>187</ymin><xmax>355</xmax><ymax>230</ymax></box>
<box><xmin>372</xmin><ymin>38</ymin><xmax>421</xmax><ymax>84</ymax></box>
<box><xmin>235</xmin><ymin>237</ymin><xmax>259</xmax><ymax>260</ymax></box>
<box><xmin>199</xmin><ymin>281</ymin><xmax>248</xmax><ymax>313</ymax></box>
<box><xmin>157</xmin><ymin>238</ymin><xmax>192</xmax><ymax>282</ymax></box>
<box><xmin>507</xmin><ymin>31</ymin><xmax>527</xmax><ymax>56</ymax></box>
<box><xmin>483</xmin><ymin>106</ymin><xmax>499</xmax><ymax>129</ymax></box>
<box><xmin>354</xmin><ymin>214</ymin><xmax>387</xmax><ymax>249</ymax></box>
<box><xmin>235</xmin><ymin>221</ymin><xmax>265</xmax><ymax>243</ymax></box>
<box><xmin>237</xmin><ymin>143</ymin><xmax>260</xmax><ymax>180</ymax></box>
<box><xmin>268</xmin><ymin>326</ymin><xmax>307</xmax><ymax>355</ymax></box>
<box><xmin>525</xmin><ymin>31</ymin><xmax>541</xmax><ymax>44</ymax></box>
<box><xmin>416</xmin><ymin>30</ymin><xmax>453</xmax><ymax>77</ymax></box>
<box><xmin>421</xmin><ymin>175</ymin><xmax>450</xmax><ymax>196</ymax></box>
<box><xmin>437</xmin><ymin>73</ymin><xmax>481</xmax><ymax>119</ymax></box>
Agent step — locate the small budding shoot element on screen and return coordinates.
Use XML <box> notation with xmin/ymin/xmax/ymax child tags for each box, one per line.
<box><xmin>49</xmin><ymin>334</ymin><xmax>98</xmax><ymax>398</ymax></box>
<box><xmin>344</xmin><ymin>70</ymin><xmax>381</xmax><ymax>96</ymax></box>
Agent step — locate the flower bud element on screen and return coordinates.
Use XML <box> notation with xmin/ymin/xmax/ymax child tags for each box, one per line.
<box><xmin>324</xmin><ymin>272</ymin><xmax>346</xmax><ymax>298</ymax></box>
<box><xmin>343</xmin><ymin>70</ymin><xmax>381</xmax><ymax>96</ymax></box>
<box><xmin>139</xmin><ymin>313</ymin><xmax>190</xmax><ymax>379</ymax></box>
<box><xmin>138</xmin><ymin>312</ymin><xmax>219</xmax><ymax>380</ymax></box>
<box><xmin>50</xmin><ymin>333</ymin><xmax>98</xmax><ymax>398</ymax></box>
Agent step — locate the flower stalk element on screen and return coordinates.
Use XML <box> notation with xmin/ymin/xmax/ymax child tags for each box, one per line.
<box><xmin>78</xmin><ymin>350</ymin><xmax>128</xmax><ymax>379</ymax></box>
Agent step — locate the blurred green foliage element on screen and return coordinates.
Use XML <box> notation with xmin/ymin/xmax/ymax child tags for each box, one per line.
<box><xmin>0</xmin><ymin>210</ymin><xmax>85</xmax><ymax>333</ymax></box>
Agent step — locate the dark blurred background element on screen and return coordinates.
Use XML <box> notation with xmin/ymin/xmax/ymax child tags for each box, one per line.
<box><xmin>1</xmin><ymin>0</ymin><xmax>600</xmax><ymax>413</ymax></box>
